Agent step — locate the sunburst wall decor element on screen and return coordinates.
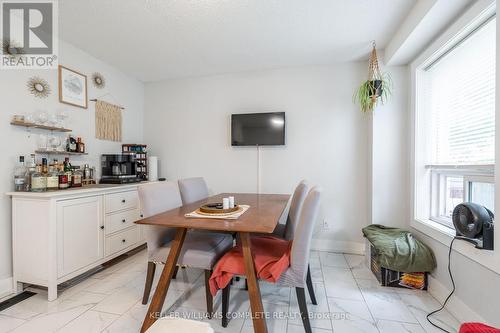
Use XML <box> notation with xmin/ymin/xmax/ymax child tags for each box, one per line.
<box><xmin>2</xmin><ymin>39</ymin><xmax>24</xmax><ymax>57</ymax></box>
<box><xmin>91</xmin><ymin>72</ymin><xmax>106</xmax><ymax>89</ymax></box>
<box><xmin>27</xmin><ymin>77</ymin><xmax>51</xmax><ymax>98</ymax></box>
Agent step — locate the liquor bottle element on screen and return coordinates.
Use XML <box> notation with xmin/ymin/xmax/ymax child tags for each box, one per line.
<box><xmin>77</xmin><ymin>137</ymin><xmax>85</xmax><ymax>153</ymax></box>
<box><xmin>14</xmin><ymin>156</ymin><xmax>26</xmax><ymax>192</ymax></box>
<box><xmin>58</xmin><ymin>165</ymin><xmax>69</xmax><ymax>190</ymax></box>
<box><xmin>46</xmin><ymin>164</ymin><xmax>59</xmax><ymax>191</ymax></box>
<box><xmin>25</xmin><ymin>153</ymin><xmax>36</xmax><ymax>191</ymax></box>
<box><xmin>31</xmin><ymin>165</ymin><xmax>47</xmax><ymax>192</ymax></box>
<box><xmin>71</xmin><ymin>167</ymin><xmax>83</xmax><ymax>187</ymax></box>
<box><xmin>64</xmin><ymin>157</ymin><xmax>73</xmax><ymax>187</ymax></box>
<box><xmin>41</xmin><ymin>158</ymin><xmax>48</xmax><ymax>174</ymax></box>
<box><xmin>66</xmin><ymin>136</ymin><xmax>77</xmax><ymax>152</ymax></box>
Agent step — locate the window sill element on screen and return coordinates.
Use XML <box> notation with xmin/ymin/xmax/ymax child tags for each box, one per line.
<box><xmin>411</xmin><ymin>218</ymin><xmax>500</xmax><ymax>275</ymax></box>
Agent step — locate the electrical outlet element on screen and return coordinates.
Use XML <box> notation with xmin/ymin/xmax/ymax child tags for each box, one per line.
<box><xmin>322</xmin><ymin>219</ymin><xmax>329</xmax><ymax>230</ymax></box>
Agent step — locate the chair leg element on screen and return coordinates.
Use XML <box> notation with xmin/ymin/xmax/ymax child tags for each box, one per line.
<box><xmin>244</xmin><ymin>278</ymin><xmax>248</xmax><ymax>290</ymax></box>
<box><xmin>306</xmin><ymin>265</ymin><xmax>318</xmax><ymax>305</ymax></box>
<box><xmin>204</xmin><ymin>270</ymin><xmax>213</xmax><ymax>319</ymax></box>
<box><xmin>222</xmin><ymin>283</ymin><xmax>231</xmax><ymax>327</ymax></box>
<box><xmin>172</xmin><ymin>265</ymin><xmax>179</xmax><ymax>279</ymax></box>
<box><xmin>296</xmin><ymin>287</ymin><xmax>312</xmax><ymax>333</ymax></box>
<box><xmin>142</xmin><ymin>262</ymin><xmax>156</xmax><ymax>305</ymax></box>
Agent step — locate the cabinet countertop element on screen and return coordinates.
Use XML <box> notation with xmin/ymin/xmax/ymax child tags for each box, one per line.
<box><xmin>6</xmin><ymin>182</ymin><xmax>153</xmax><ymax>199</ymax></box>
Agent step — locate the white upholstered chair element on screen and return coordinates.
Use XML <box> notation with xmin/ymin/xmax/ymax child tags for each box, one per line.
<box><xmin>138</xmin><ymin>181</ymin><xmax>233</xmax><ymax>318</ymax></box>
<box><xmin>178</xmin><ymin>177</ymin><xmax>209</xmax><ymax>205</ymax></box>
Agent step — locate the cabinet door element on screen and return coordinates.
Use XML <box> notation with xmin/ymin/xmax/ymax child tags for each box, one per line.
<box><xmin>57</xmin><ymin>196</ymin><xmax>104</xmax><ymax>277</ymax></box>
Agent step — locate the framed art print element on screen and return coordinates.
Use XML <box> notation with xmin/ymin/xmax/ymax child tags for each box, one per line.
<box><xmin>58</xmin><ymin>65</ymin><xmax>88</xmax><ymax>109</ymax></box>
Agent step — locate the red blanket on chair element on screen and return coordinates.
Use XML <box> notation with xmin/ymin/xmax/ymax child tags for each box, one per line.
<box><xmin>209</xmin><ymin>236</ymin><xmax>292</xmax><ymax>296</ymax></box>
<box><xmin>460</xmin><ymin>323</ymin><xmax>500</xmax><ymax>333</ymax></box>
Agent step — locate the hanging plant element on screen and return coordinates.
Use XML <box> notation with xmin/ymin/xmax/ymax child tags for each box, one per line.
<box><xmin>353</xmin><ymin>42</ymin><xmax>392</xmax><ymax>112</ymax></box>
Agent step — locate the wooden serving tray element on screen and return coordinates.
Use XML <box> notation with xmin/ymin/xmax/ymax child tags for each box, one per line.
<box><xmin>199</xmin><ymin>203</ymin><xmax>239</xmax><ymax>214</ymax></box>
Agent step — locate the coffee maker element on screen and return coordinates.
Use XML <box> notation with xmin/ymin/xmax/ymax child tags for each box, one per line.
<box><xmin>100</xmin><ymin>154</ymin><xmax>141</xmax><ymax>184</ymax></box>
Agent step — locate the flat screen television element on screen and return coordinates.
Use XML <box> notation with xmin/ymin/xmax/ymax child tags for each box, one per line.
<box><xmin>231</xmin><ymin>112</ymin><xmax>285</xmax><ymax>146</ymax></box>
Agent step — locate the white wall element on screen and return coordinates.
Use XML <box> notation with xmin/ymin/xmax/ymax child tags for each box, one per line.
<box><xmin>372</xmin><ymin>66</ymin><xmax>410</xmax><ymax>227</ymax></box>
<box><xmin>144</xmin><ymin>64</ymin><xmax>409</xmax><ymax>253</ymax></box>
<box><xmin>0</xmin><ymin>41</ymin><xmax>144</xmax><ymax>294</ymax></box>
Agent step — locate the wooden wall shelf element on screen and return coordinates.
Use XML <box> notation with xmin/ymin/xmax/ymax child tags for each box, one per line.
<box><xmin>35</xmin><ymin>150</ymin><xmax>88</xmax><ymax>156</ymax></box>
<box><xmin>11</xmin><ymin>121</ymin><xmax>72</xmax><ymax>132</ymax></box>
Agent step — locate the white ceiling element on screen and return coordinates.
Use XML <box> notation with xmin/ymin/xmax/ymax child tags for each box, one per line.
<box><xmin>59</xmin><ymin>0</ymin><xmax>416</xmax><ymax>82</ymax></box>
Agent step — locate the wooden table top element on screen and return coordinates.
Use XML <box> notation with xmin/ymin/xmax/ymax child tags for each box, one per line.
<box><xmin>135</xmin><ymin>193</ymin><xmax>290</xmax><ymax>233</ymax></box>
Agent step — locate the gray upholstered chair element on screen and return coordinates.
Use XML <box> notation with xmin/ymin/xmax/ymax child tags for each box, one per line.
<box><xmin>251</xmin><ymin>180</ymin><xmax>315</xmax><ymax>304</ymax></box>
<box><xmin>221</xmin><ymin>187</ymin><xmax>322</xmax><ymax>333</ymax></box>
<box><xmin>178</xmin><ymin>177</ymin><xmax>209</xmax><ymax>205</ymax></box>
<box><xmin>274</xmin><ymin>180</ymin><xmax>309</xmax><ymax>240</ymax></box>
<box><xmin>138</xmin><ymin>181</ymin><xmax>233</xmax><ymax>318</ymax></box>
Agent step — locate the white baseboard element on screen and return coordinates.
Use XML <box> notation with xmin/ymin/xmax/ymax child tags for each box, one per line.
<box><xmin>311</xmin><ymin>239</ymin><xmax>365</xmax><ymax>255</ymax></box>
<box><xmin>0</xmin><ymin>277</ymin><xmax>14</xmax><ymax>299</ymax></box>
<box><xmin>427</xmin><ymin>275</ymin><xmax>485</xmax><ymax>324</ymax></box>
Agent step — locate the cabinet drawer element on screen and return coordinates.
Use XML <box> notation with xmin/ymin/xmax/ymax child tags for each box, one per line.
<box><xmin>105</xmin><ymin>191</ymin><xmax>138</xmax><ymax>213</ymax></box>
<box><xmin>105</xmin><ymin>208</ymin><xmax>140</xmax><ymax>235</ymax></box>
<box><xmin>105</xmin><ymin>226</ymin><xmax>139</xmax><ymax>256</ymax></box>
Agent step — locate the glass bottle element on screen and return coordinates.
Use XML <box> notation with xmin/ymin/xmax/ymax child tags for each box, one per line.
<box><xmin>71</xmin><ymin>168</ymin><xmax>83</xmax><ymax>187</ymax></box>
<box><xmin>41</xmin><ymin>158</ymin><xmax>48</xmax><ymax>174</ymax></box>
<box><xmin>77</xmin><ymin>137</ymin><xmax>85</xmax><ymax>153</ymax></box>
<box><xmin>14</xmin><ymin>156</ymin><xmax>26</xmax><ymax>192</ymax></box>
<box><xmin>58</xmin><ymin>164</ymin><xmax>69</xmax><ymax>190</ymax></box>
<box><xmin>31</xmin><ymin>165</ymin><xmax>47</xmax><ymax>192</ymax></box>
<box><xmin>64</xmin><ymin>157</ymin><xmax>73</xmax><ymax>187</ymax></box>
<box><xmin>25</xmin><ymin>153</ymin><xmax>36</xmax><ymax>191</ymax></box>
<box><xmin>46</xmin><ymin>165</ymin><xmax>59</xmax><ymax>190</ymax></box>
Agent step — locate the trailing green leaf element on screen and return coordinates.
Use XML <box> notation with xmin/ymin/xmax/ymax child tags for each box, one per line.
<box><xmin>353</xmin><ymin>72</ymin><xmax>393</xmax><ymax>112</ymax></box>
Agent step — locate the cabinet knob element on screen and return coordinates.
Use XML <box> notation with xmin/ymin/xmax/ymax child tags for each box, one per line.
<box><xmin>122</xmin><ymin>239</ymin><xmax>126</xmax><ymax>243</ymax></box>
<box><xmin>122</xmin><ymin>219</ymin><xmax>126</xmax><ymax>223</ymax></box>
<box><xmin>121</xmin><ymin>199</ymin><xmax>126</xmax><ymax>203</ymax></box>
<box><xmin>100</xmin><ymin>226</ymin><xmax>104</xmax><ymax>230</ymax></box>
<box><xmin>140</xmin><ymin>214</ymin><xmax>143</xmax><ymax>218</ymax></box>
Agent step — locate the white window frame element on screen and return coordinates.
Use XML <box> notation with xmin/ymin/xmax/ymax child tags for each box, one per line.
<box><xmin>428</xmin><ymin>165</ymin><xmax>494</xmax><ymax>229</ymax></box>
<box><xmin>410</xmin><ymin>0</ymin><xmax>499</xmax><ymax>274</ymax></box>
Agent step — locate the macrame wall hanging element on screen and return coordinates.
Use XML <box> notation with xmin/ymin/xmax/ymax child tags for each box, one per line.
<box><xmin>95</xmin><ymin>100</ymin><xmax>122</xmax><ymax>141</ymax></box>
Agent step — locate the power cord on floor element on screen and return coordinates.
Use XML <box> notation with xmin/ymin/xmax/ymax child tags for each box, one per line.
<box><xmin>426</xmin><ymin>236</ymin><xmax>458</xmax><ymax>333</ymax></box>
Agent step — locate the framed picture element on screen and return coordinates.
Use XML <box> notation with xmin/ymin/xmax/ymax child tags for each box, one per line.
<box><xmin>58</xmin><ymin>65</ymin><xmax>88</xmax><ymax>109</ymax></box>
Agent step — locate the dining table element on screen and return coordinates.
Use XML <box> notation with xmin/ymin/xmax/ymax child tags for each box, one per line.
<box><xmin>135</xmin><ymin>192</ymin><xmax>290</xmax><ymax>333</ymax></box>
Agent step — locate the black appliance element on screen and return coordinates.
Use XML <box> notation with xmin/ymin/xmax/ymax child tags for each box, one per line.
<box><xmin>231</xmin><ymin>112</ymin><xmax>285</xmax><ymax>146</ymax></box>
<box><xmin>100</xmin><ymin>154</ymin><xmax>141</xmax><ymax>184</ymax></box>
<box><xmin>452</xmin><ymin>202</ymin><xmax>494</xmax><ymax>250</ymax></box>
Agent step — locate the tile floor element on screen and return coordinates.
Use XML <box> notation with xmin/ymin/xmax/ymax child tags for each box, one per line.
<box><xmin>0</xmin><ymin>249</ymin><xmax>461</xmax><ymax>333</ymax></box>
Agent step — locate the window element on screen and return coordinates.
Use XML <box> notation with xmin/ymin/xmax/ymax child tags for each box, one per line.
<box><xmin>422</xmin><ymin>16</ymin><xmax>496</xmax><ymax>228</ymax></box>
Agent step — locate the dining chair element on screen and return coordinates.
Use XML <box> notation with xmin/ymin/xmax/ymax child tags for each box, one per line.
<box><xmin>252</xmin><ymin>180</ymin><xmax>316</xmax><ymax>305</ymax></box>
<box><xmin>178</xmin><ymin>177</ymin><xmax>209</xmax><ymax>205</ymax></box>
<box><xmin>221</xmin><ymin>187</ymin><xmax>322</xmax><ymax>333</ymax></box>
<box><xmin>138</xmin><ymin>181</ymin><xmax>234</xmax><ymax>318</ymax></box>
<box><xmin>275</xmin><ymin>180</ymin><xmax>309</xmax><ymax>240</ymax></box>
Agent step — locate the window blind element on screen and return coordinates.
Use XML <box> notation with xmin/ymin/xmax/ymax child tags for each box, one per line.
<box><xmin>426</xmin><ymin>17</ymin><xmax>496</xmax><ymax>165</ymax></box>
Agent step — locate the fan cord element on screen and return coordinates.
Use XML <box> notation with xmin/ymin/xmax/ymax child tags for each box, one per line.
<box><xmin>426</xmin><ymin>236</ymin><xmax>458</xmax><ymax>333</ymax></box>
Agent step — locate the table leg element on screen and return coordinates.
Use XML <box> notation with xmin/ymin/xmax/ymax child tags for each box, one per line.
<box><xmin>239</xmin><ymin>232</ymin><xmax>268</xmax><ymax>333</ymax></box>
<box><xmin>140</xmin><ymin>228</ymin><xmax>187</xmax><ymax>333</ymax></box>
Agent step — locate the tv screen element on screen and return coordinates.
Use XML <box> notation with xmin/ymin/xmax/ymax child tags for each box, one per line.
<box><xmin>231</xmin><ymin>112</ymin><xmax>285</xmax><ymax>146</ymax></box>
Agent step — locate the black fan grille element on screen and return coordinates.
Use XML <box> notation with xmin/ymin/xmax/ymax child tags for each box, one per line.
<box><xmin>452</xmin><ymin>204</ymin><xmax>482</xmax><ymax>238</ymax></box>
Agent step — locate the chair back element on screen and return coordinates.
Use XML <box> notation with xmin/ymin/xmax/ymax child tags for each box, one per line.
<box><xmin>138</xmin><ymin>181</ymin><xmax>183</xmax><ymax>254</ymax></box>
<box><xmin>178</xmin><ymin>177</ymin><xmax>209</xmax><ymax>205</ymax></box>
<box><xmin>284</xmin><ymin>180</ymin><xmax>309</xmax><ymax>240</ymax></box>
<box><xmin>289</xmin><ymin>187</ymin><xmax>322</xmax><ymax>283</ymax></box>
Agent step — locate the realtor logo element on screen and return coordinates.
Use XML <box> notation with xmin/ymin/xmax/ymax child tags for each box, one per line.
<box><xmin>1</xmin><ymin>0</ymin><xmax>58</xmax><ymax>69</ymax></box>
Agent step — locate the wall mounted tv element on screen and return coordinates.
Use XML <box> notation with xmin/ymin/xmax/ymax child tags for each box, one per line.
<box><xmin>231</xmin><ymin>112</ymin><xmax>285</xmax><ymax>146</ymax></box>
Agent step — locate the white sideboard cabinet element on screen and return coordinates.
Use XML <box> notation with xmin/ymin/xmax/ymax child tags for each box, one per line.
<box><xmin>8</xmin><ymin>184</ymin><xmax>147</xmax><ymax>301</ymax></box>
